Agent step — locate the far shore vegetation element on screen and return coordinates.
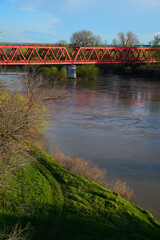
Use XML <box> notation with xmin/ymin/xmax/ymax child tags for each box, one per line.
<box><xmin>39</xmin><ymin>63</ymin><xmax>160</xmax><ymax>81</ymax></box>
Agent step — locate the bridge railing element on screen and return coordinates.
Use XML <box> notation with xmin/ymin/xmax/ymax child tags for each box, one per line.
<box><xmin>71</xmin><ymin>47</ymin><xmax>160</xmax><ymax>64</ymax></box>
<box><xmin>0</xmin><ymin>46</ymin><xmax>71</xmax><ymax>65</ymax></box>
<box><xmin>0</xmin><ymin>45</ymin><xmax>160</xmax><ymax>65</ymax></box>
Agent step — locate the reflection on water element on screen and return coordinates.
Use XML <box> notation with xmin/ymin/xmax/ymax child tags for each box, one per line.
<box><xmin>1</xmin><ymin>72</ymin><xmax>160</xmax><ymax>220</ymax></box>
<box><xmin>45</xmin><ymin>75</ymin><xmax>160</xmax><ymax>221</ymax></box>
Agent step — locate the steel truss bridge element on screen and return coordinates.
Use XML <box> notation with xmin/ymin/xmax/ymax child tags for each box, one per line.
<box><xmin>0</xmin><ymin>45</ymin><xmax>160</xmax><ymax>65</ymax></box>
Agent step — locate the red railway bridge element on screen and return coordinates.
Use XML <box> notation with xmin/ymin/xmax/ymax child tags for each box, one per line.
<box><xmin>0</xmin><ymin>45</ymin><xmax>160</xmax><ymax>65</ymax></box>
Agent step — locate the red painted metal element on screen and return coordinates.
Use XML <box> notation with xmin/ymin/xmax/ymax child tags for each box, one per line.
<box><xmin>0</xmin><ymin>45</ymin><xmax>160</xmax><ymax>65</ymax></box>
<box><xmin>0</xmin><ymin>46</ymin><xmax>71</xmax><ymax>65</ymax></box>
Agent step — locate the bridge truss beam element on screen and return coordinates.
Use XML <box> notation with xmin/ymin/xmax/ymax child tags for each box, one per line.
<box><xmin>0</xmin><ymin>46</ymin><xmax>160</xmax><ymax>65</ymax></box>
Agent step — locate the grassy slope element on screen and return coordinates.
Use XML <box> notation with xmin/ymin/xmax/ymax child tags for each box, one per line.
<box><xmin>0</xmin><ymin>145</ymin><xmax>160</xmax><ymax>240</ymax></box>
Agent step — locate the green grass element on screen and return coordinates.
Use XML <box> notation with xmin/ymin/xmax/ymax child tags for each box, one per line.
<box><xmin>0</xmin><ymin>144</ymin><xmax>160</xmax><ymax>240</ymax></box>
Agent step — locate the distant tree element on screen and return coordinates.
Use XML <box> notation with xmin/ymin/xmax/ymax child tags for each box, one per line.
<box><xmin>41</xmin><ymin>66</ymin><xmax>67</xmax><ymax>81</ymax></box>
<box><xmin>150</xmin><ymin>34</ymin><xmax>160</xmax><ymax>47</ymax></box>
<box><xmin>77</xmin><ymin>65</ymin><xmax>100</xmax><ymax>80</ymax></box>
<box><xmin>56</xmin><ymin>40</ymin><xmax>68</xmax><ymax>47</ymax></box>
<box><xmin>112</xmin><ymin>31</ymin><xmax>139</xmax><ymax>47</ymax></box>
<box><xmin>59</xmin><ymin>67</ymin><xmax>67</xmax><ymax>81</ymax></box>
<box><xmin>117</xmin><ymin>32</ymin><xmax>126</xmax><ymax>47</ymax></box>
<box><xmin>126</xmin><ymin>31</ymin><xmax>139</xmax><ymax>46</ymax></box>
<box><xmin>149</xmin><ymin>35</ymin><xmax>160</xmax><ymax>61</ymax></box>
<box><xmin>112</xmin><ymin>38</ymin><xmax>118</xmax><ymax>46</ymax></box>
<box><xmin>101</xmin><ymin>39</ymin><xmax>108</xmax><ymax>47</ymax></box>
<box><xmin>70</xmin><ymin>30</ymin><xmax>102</xmax><ymax>47</ymax></box>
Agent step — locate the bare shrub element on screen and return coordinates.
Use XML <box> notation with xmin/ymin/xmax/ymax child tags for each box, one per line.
<box><xmin>0</xmin><ymin>89</ymin><xmax>49</xmax><ymax>160</ymax></box>
<box><xmin>53</xmin><ymin>147</ymin><xmax>134</xmax><ymax>201</ymax></box>
<box><xmin>0</xmin><ymin>223</ymin><xmax>33</xmax><ymax>240</ymax></box>
<box><xmin>0</xmin><ymin>67</ymin><xmax>67</xmax><ymax>182</ymax></box>
<box><xmin>53</xmin><ymin>147</ymin><xmax>107</xmax><ymax>184</ymax></box>
<box><xmin>106</xmin><ymin>179</ymin><xmax>134</xmax><ymax>202</ymax></box>
<box><xmin>18</xmin><ymin>66</ymin><xmax>67</xmax><ymax>102</ymax></box>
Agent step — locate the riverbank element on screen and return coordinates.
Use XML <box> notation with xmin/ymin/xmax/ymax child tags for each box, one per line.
<box><xmin>38</xmin><ymin>63</ymin><xmax>160</xmax><ymax>80</ymax></box>
<box><xmin>98</xmin><ymin>63</ymin><xmax>160</xmax><ymax>79</ymax></box>
<box><xmin>0</xmin><ymin>144</ymin><xmax>160</xmax><ymax>239</ymax></box>
<box><xmin>1</xmin><ymin>63</ymin><xmax>160</xmax><ymax>80</ymax></box>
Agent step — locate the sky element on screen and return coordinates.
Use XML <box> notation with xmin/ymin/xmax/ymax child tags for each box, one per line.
<box><xmin>0</xmin><ymin>0</ymin><xmax>160</xmax><ymax>44</ymax></box>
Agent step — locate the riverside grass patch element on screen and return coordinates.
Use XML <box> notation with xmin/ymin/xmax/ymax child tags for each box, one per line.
<box><xmin>0</xmin><ymin>145</ymin><xmax>160</xmax><ymax>240</ymax></box>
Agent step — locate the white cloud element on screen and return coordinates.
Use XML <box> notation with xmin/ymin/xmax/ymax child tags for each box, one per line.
<box><xmin>29</xmin><ymin>17</ymin><xmax>59</xmax><ymax>34</ymax></box>
<box><xmin>11</xmin><ymin>0</ymin><xmax>59</xmax><ymax>40</ymax></box>
<box><xmin>11</xmin><ymin>0</ymin><xmax>48</xmax><ymax>12</ymax></box>
<box><xmin>1</xmin><ymin>13</ymin><xmax>58</xmax><ymax>42</ymax></box>
<box><xmin>12</xmin><ymin>0</ymin><xmax>95</xmax><ymax>12</ymax></box>
<box><xmin>46</xmin><ymin>18</ymin><xmax>59</xmax><ymax>27</ymax></box>
<box><xmin>11</xmin><ymin>0</ymin><xmax>160</xmax><ymax>18</ymax></box>
<box><xmin>1</xmin><ymin>29</ymin><xmax>27</xmax><ymax>42</ymax></box>
<box><xmin>11</xmin><ymin>0</ymin><xmax>160</xmax><ymax>13</ymax></box>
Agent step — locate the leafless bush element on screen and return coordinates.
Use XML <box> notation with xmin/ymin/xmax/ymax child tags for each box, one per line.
<box><xmin>0</xmin><ymin>223</ymin><xmax>33</xmax><ymax>240</ymax></box>
<box><xmin>53</xmin><ymin>147</ymin><xmax>107</xmax><ymax>184</ymax></box>
<box><xmin>0</xmin><ymin>88</ymin><xmax>48</xmax><ymax>159</ymax></box>
<box><xmin>18</xmin><ymin>66</ymin><xmax>67</xmax><ymax>103</ymax></box>
<box><xmin>105</xmin><ymin>179</ymin><xmax>134</xmax><ymax>201</ymax></box>
<box><xmin>0</xmin><ymin>67</ymin><xmax>67</xmax><ymax>181</ymax></box>
<box><xmin>112</xmin><ymin>31</ymin><xmax>139</xmax><ymax>47</ymax></box>
<box><xmin>53</xmin><ymin>147</ymin><xmax>134</xmax><ymax>201</ymax></box>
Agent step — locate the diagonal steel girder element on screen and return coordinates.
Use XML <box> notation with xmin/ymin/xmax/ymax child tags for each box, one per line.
<box><xmin>0</xmin><ymin>45</ymin><xmax>160</xmax><ymax>65</ymax></box>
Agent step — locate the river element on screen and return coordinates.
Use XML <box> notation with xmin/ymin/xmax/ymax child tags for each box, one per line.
<box><xmin>1</xmin><ymin>72</ymin><xmax>160</xmax><ymax>221</ymax></box>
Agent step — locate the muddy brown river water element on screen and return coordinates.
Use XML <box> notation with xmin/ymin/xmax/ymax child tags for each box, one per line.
<box><xmin>45</xmin><ymin>75</ymin><xmax>160</xmax><ymax>221</ymax></box>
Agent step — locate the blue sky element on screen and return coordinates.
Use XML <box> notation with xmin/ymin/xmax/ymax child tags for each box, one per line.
<box><xmin>0</xmin><ymin>0</ymin><xmax>160</xmax><ymax>44</ymax></box>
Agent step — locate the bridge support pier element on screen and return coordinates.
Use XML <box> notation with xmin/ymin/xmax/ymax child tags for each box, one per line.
<box><xmin>66</xmin><ymin>65</ymin><xmax>77</xmax><ymax>79</ymax></box>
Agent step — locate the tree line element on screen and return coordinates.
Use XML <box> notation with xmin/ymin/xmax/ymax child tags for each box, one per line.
<box><xmin>56</xmin><ymin>30</ymin><xmax>160</xmax><ymax>48</ymax></box>
<box><xmin>1</xmin><ymin>30</ymin><xmax>159</xmax><ymax>48</ymax></box>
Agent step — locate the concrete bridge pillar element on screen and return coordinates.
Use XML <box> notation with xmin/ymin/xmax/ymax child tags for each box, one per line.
<box><xmin>66</xmin><ymin>65</ymin><xmax>77</xmax><ymax>79</ymax></box>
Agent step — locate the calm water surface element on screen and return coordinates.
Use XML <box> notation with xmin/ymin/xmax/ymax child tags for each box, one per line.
<box><xmin>45</xmin><ymin>75</ymin><xmax>160</xmax><ymax>221</ymax></box>
<box><xmin>1</xmin><ymin>72</ymin><xmax>160</xmax><ymax>220</ymax></box>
